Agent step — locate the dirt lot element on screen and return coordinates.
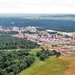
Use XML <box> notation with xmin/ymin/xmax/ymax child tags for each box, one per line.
<box><xmin>60</xmin><ymin>54</ymin><xmax>75</xmax><ymax>75</ymax></box>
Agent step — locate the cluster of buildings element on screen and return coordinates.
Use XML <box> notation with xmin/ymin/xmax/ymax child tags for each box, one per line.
<box><xmin>0</xmin><ymin>26</ymin><xmax>37</xmax><ymax>32</ymax></box>
<box><xmin>0</xmin><ymin>26</ymin><xmax>75</xmax><ymax>56</ymax></box>
<box><xmin>53</xmin><ymin>46</ymin><xmax>75</xmax><ymax>56</ymax></box>
<box><xmin>13</xmin><ymin>30</ymin><xmax>75</xmax><ymax>45</ymax></box>
<box><xmin>12</xmin><ymin>29</ymin><xmax>75</xmax><ymax>56</ymax></box>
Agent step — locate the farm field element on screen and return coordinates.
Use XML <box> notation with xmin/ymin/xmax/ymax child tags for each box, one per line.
<box><xmin>19</xmin><ymin>49</ymin><xmax>69</xmax><ymax>75</ymax></box>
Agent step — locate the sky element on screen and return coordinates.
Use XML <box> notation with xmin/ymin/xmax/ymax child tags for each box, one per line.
<box><xmin>0</xmin><ymin>0</ymin><xmax>75</xmax><ymax>14</ymax></box>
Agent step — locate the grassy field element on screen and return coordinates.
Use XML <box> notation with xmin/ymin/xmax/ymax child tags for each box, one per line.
<box><xmin>19</xmin><ymin>49</ymin><xmax>69</xmax><ymax>75</ymax></box>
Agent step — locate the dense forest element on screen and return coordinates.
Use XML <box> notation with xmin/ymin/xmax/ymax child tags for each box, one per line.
<box><xmin>0</xmin><ymin>50</ymin><xmax>35</xmax><ymax>75</ymax></box>
<box><xmin>0</xmin><ymin>17</ymin><xmax>75</xmax><ymax>32</ymax></box>
<box><xmin>0</xmin><ymin>34</ymin><xmax>39</xmax><ymax>50</ymax></box>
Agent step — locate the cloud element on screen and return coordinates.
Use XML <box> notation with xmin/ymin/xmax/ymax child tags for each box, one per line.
<box><xmin>0</xmin><ymin>0</ymin><xmax>75</xmax><ymax>13</ymax></box>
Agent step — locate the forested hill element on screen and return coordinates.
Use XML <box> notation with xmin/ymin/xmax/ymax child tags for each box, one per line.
<box><xmin>0</xmin><ymin>34</ymin><xmax>39</xmax><ymax>50</ymax></box>
<box><xmin>0</xmin><ymin>17</ymin><xmax>75</xmax><ymax>32</ymax></box>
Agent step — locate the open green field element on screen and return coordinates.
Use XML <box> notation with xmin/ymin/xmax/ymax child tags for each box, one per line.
<box><xmin>19</xmin><ymin>49</ymin><xmax>69</xmax><ymax>75</ymax></box>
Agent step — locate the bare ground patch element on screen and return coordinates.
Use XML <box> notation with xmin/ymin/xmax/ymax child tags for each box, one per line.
<box><xmin>60</xmin><ymin>55</ymin><xmax>75</xmax><ymax>75</ymax></box>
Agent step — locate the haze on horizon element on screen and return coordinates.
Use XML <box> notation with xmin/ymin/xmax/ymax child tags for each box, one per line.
<box><xmin>0</xmin><ymin>0</ymin><xmax>75</xmax><ymax>14</ymax></box>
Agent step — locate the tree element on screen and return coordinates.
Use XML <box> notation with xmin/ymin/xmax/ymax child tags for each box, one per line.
<box><xmin>36</xmin><ymin>52</ymin><xmax>41</xmax><ymax>57</ymax></box>
<box><xmin>52</xmin><ymin>50</ymin><xmax>57</xmax><ymax>55</ymax></box>
<box><xmin>25</xmin><ymin>55</ymin><xmax>35</xmax><ymax>66</ymax></box>
<box><xmin>11</xmin><ymin>64</ymin><xmax>20</xmax><ymax>74</ymax></box>
<box><xmin>45</xmin><ymin>54</ymin><xmax>49</xmax><ymax>58</ymax></box>
<box><xmin>0</xmin><ymin>69</ymin><xmax>7</xmax><ymax>75</ymax></box>
<box><xmin>19</xmin><ymin>63</ymin><xmax>27</xmax><ymax>71</ymax></box>
<box><xmin>40</xmin><ymin>53</ymin><xmax>46</xmax><ymax>61</ymax></box>
<box><xmin>4</xmin><ymin>61</ymin><xmax>11</xmax><ymax>68</ymax></box>
<box><xmin>49</xmin><ymin>51</ymin><xmax>54</xmax><ymax>56</ymax></box>
<box><xmin>65</xmin><ymin>35</ymin><xmax>69</xmax><ymax>38</ymax></box>
<box><xmin>56</xmin><ymin>52</ymin><xmax>61</xmax><ymax>58</ymax></box>
<box><xmin>8</xmin><ymin>72</ymin><xmax>14</xmax><ymax>75</ymax></box>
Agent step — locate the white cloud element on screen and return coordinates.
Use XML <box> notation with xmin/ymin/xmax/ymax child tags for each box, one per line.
<box><xmin>0</xmin><ymin>0</ymin><xmax>75</xmax><ymax>13</ymax></box>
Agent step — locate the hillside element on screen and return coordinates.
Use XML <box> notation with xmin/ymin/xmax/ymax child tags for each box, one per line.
<box><xmin>19</xmin><ymin>49</ymin><xmax>69</xmax><ymax>75</ymax></box>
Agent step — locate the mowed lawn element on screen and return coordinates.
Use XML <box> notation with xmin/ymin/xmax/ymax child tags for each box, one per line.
<box><xmin>19</xmin><ymin>49</ymin><xmax>69</xmax><ymax>75</ymax></box>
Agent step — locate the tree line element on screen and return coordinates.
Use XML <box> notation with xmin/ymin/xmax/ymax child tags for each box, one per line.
<box><xmin>36</xmin><ymin>48</ymin><xmax>61</xmax><ymax>61</ymax></box>
<box><xmin>0</xmin><ymin>31</ymin><xmax>19</xmax><ymax>35</ymax></box>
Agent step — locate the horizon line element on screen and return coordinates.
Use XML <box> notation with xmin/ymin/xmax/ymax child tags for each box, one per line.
<box><xmin>0</xmin><ymin>13</ymin><xmax>75</xmax><ymax>15</ymax></box>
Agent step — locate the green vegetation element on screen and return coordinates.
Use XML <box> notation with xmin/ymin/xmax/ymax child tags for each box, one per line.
<box><xmin>0</xmin><ymin>31</ymin><xmax>19</xmax><ymax>35</ymax></box>
<box><xmin>65</xmin><ymin>35</ymin><xmax>70</xmax><ymax>38</ymax></box>
<box><xmin>19</xmin><ymin>49</ymin><xmax>69</xmax><ymax>75</ymax></box>
<box><xmin>0</xmin><ymin>33</ymin><xmax>69</xmax><ymax>75</ymax></box>
<box><xmin>0</xmin><ymin>50</ymin><xmax>35</xmax><ymax>75</ymax></box>
<box><xmin>22</xmin><ymin>31</ymin><xmax>35</xmax><ymax>34</ymax></box>
<box><xmin>36</xmin><ymin>48</ymin><xmax>61</xmax><ymax>61</ymax></box>
<box><xmin>0</xmin><ymin>34</ymin><xmax>39</xmax><ymax>50</ymax></box>
<box><xmin>7</xmin><ymin>31</ymin><xmax>19</xmax><ymax>35</ymax></box>
<box><xmin>0</xmin><ymin>47</ymin><xmax>69</xmax><ymax>75</ymax></box>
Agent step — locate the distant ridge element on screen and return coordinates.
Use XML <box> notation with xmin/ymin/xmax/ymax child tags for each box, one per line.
<box><xmin>0</xmin><ymin>14</ymin><xmax>75</xmax><ymax>32</ymax></box>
